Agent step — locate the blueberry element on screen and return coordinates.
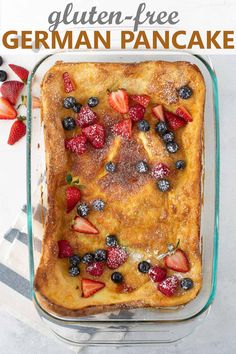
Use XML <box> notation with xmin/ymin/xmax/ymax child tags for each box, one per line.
<box><xmin>166</xmin><ymin>142</ymin><xmax>179</xmax><ymax>154</ymax></box>
<box><xmin>82</xmin><ymin>253</ymin><xmax>94</xmax><ymax>264</ymax></box>
<box><xmin>77</xmin><ymin>203</ymin><xmax>89</xmax><ymax>217</ymax></box>
<box><xmin>0</xmin><ymin>56</ymin><xmax>3</xmax><ymax>66</ymax></box>
<box><xmin>94</xmin><ymin>249</ymin><xmax>107</xmax><ymax>262</ymax></box>
<box><xmin>157</xmin><ymin>179</ymin><xmax>170</xmax><ymax>192</ymax></box>
<box><xmin>62</xmin><ymin>117</ymin><xmax>76</xmax><ymax>131</ymax></box>
<box><xmin>155</xmin><ymin>121</ymin><xmax>168</xmax><ymax>136</ymax></box>
<box><xmin>137</xmin><ymin>119</ymin><xmax>150</xmax><ymax>132</ymax></box>
<box><xmin>72</xmin><ymin>103</ymin><xmax>82</xmax><ymax>113</ymax></box>
<box><xmin>105</xmin><ymin>161</ymin><xmax>116</xmax><ymax>173</ymax></box>
<box><xmin>63</xmin><ymin>96</ymin><xmax>76</xmax><ymax>109</ymax></box>
<box><xmin>68</xmin><ymin>266</ymin><xmax>80</xmax><ymax>277</ymax></box>
<box><xmin>88</xmin><ymin>97</ymin><xmax>99</xmax><ymax>107</ymax></box>
<box><xmin>178</xmin><ymin>86</ymin><xmax>193</xmax><ymax>99</ymax></box>
<box><xmin>180</xmin><ymin>278</ymin><xmax>193</xmax><ymax>290</ymax></box>
<box><xmin>138</xmin><ymin>261</ymin><xmax>151</xmax><ymax>273</ymax></box>
<box><xmin>106</xmin><ymin>235</ymin><xmax>119</xmax><ymax>247</ymax></box>
<box><xmin>69</xmin><ymin>254</ymin><xmax>81</xmax><ymax>266</ymax></box>
<box><xmin>136</xmin><ymin>161</ymin><xmax>149</xmax><ymax>173</ymax></box>
<box><xmin>162</xmin><ymin>131</ymin><xmax>174</xmax><ymax>143</ymax></box>
<box><xmin>175</xmin><ymin>160</ymin><xmax>186</xmax><ymax>170</ymax></box>
<box><xmin>0</xmin><ymin>70</ymin><xmax>7</xmax><ymax>82</ymax></box>
<box><xmin>92</xmin><ymin>199</ymin><xmax>105</xmax><ymax>211</ymax></box>
<box><xmin>111</xmin><ymin>272</ymin><xmax>123</xmax><ymax>283</ymax></box>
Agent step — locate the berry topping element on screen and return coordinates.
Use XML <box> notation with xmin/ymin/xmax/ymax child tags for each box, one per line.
<box><xmin>7</xmin><ymin>120</ymin><xmax>26</xmax><ymax>145</ymax></box>
<box><xmin>77</xmin><ymin>203</ymin><xmax>90</xmax><ymax>217</ymax></box>
<box><xmin>180</xmin><ymin>278</ymin><xmax>194</xmax><ymax>290</ymax></box>
<box><xmin>58</xmin><ymin>240</ymin><xmax>73</xmax><ymax>258</ymax></box>
<box><xmin>166</xmin><ymin>142</ymin><xmax>179</xmax><ymax>154</ymax></box>
<box><xmin>88</xmin><ymin>97</ymin><xmax>99</xmax><ymax>107</ymax></box>
<box><xmin>136</xmin><ymin>161</ymin><xmax>149</xmax><ymax>173</ymax></box>
<box><xmin>151</xmin><ymin>104</ymin><xmax>164</xmax><ymax>121</ymax></box>
<box><xmin>164</xmin><ymin>249</ymin><xmax>190</xmax><ymax>273</ymax></box>
<box><xmin>176</xmin><ymin>106</ymin><xmax>193</xmax><ymax>122</ymax></box>
<box><xmin>82</xmin><ymin>278</ymin><xmax>105</xmax><ymax>298</ymax></box>
<box><xmin>82</xmin><ymin>123</ymin><xmax>105</xmax><ymax>149</ymax></box>
<box><xmin>164</xmin><ymin>111</ymin><xmax>186</xmax><ymax>131</ymax></box>
<box><xmin>112</xmin><ymin>119</ymin><xmax>132</xmax><ymax>139</ymax></box>
<box><xmin>138</xmin><ymin>261</ymin><xmax>151</xmax><ymax>273</ymax></box>
<box><xmin>63</xmin><ymin>96</ymin><xmax>76</xmax><ymax>109</ymax></box>
<box><xmin>129</xmin><ymin>104</ymin><xmax>145</xmax><ymax>122</ymax></box>
<box><xmin>86</xmin><ymin>262</ymin><xmax>104</xmax><ymax>277</ymax></box>
<box><xmin>151</xmin><ymin>163</ymin><xmax>170</xmax><ymax>180</ymax></box>
<box><xmin>149</xmin><ymin>266</ymin><xmax>167</xmax><ymax>282</ymax></box>
<box><xmin>68</xmin><ymin>266</ymin><xmax>80</xmax><ymax>277</ymax></box>
<box><xmin>106</xmin><ymin>235</ymin><xmax>119</xmax><ymax>247</ymax></box>
<box><xmin>157</xmin><ymin>179</ymin><xmax>170</xmax><ymax>192</ymax></box>
<box><xmin>158</xmin><ymin>275</ymin><xmax>179</xmax><ymax>297</ymax></box>
<box><xmin>1</xmin><ymin>80</ymin><xmax>24</xmax><ymax>105</ymax></box>
<box><xmin>72</xmin><ymin>216</ymin><xmax>99</xmax><ymax>234</ymax></box>
<box><xmin>66</xmin><ymin>186</ymin><xmax>81</xmax><ymax>213</ymax></box>
<box><xmin>162</xmin><ymin>131</ymin><xmax>174</xmax><ymax>143</ymax></box>
<box><xmin>111</xmin><ymin>272</ymin><xmax>123</xmax><ymax>283</ymax></box>
<box><xmin>82</xmin><ymin>253</ymin><xmax>94</xmax><ymax>264</ymax></box>
<box><xmin>0</xmin><ymin>70</ymin><xmax>7</xmax><ymax>82</ymax></box>
<box><xmin>0</xmin><ymin>97</ymin><xmax>17</xmax><ymax>120</ymax></box>
<box><xmin>175</xmin><ymin>160</ymin><xmax>186</xmax><ymax>170</ymax></box>
<box><xmin>107</xmin><ymin>247</ymin><xmax>128</xmax><ymax>269</ymax></box>
<box><xmin>69</xmin><ymin>254</ymin><xmax>81</xmax><ymax>266</ymax></box>
<box><xmin>108</xmin><ymin>89</ymin><xmax>129</xmax><ymax>114</ymax></box>
<box><xmin>9</xmin><ymin>64</ymin><xmax>29</xmax><ymax>83</ymax></box>
<box><xmin>130</xmin><ymin>94</ymin><xmax>150</xmax><ymax>108</ymax></box>
<box><xmin>94</xmin><ymin>249</ymin><xmax>107</xmax><ymax>262</ymax></box>
<box><xmin>62</xmin><ymin>117</ymin><xmax>76</xmax><ymax>131</ymax></box>
<box><xmin>92</xmin><ymin>199</ymin><xmax>105</xmax><ymax>211</ymax></box>
<box><xmin>105</xmin><ymin>161</ymin><xmax>116</xmax><ymax>173</ymax></box>
<box><xmin>65</xmin><ymin>135</ymin><xmax>87</xmax><ymax>155</ymax></box>
<box><xmin>137</xmin><ymin>119</ymin><xmax>150</xmax><ymax>132</ymax></box>
<box><xmin>178</xmin><ymin>86</ymin><xmax>193</xmax><ymax>99</ymax></box>
<box><xmin>63</xmin><ymin>72</ymin><xmax>75</xmax><ymax>93</ymax></box>
<box><xmin>72</xmin><ymin>103</ymin><xmax>82</xmax><ymax>113</ymax></box>
<box><xmin>76</xmin><ymin>105</ymin><xmax>97</xmax><ymax>128</ymax></box>
<box><xmin>155</xmin><ymin>121</ymin><xmax>168</xmax><ymax>136</ymax></box>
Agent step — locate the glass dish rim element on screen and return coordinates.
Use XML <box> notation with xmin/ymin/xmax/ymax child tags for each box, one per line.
<box><xmin>26</xmin><ymin>49</ymin><xmax>220</xmax><ymax>325</ymax></box>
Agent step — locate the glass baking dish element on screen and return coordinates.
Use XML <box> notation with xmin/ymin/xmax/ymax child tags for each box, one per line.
<box><xmin>26</xmin><ymin>50</ymin><xmax>219</xmax><ymax>346</ymax></box>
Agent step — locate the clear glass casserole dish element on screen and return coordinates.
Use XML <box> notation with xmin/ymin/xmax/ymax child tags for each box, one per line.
<box><xmin>26</xmin><ymin>50</ymin><xmax>219</xmax><ymax>346</ymax></box>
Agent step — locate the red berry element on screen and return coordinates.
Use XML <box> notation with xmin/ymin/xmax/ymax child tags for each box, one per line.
<box><xmin>158</xmin><ymin>275</ymin><xmax>179</xmax><ymax>297</ymax></box>
<box><xmin>86</xmin><ymin>262</ymin><xmax>104</xmax><ymax>277</ymax></box>
<box><xmin>0</xmin><ymin>97</ymin><xmax>17</xmax><ymax>120</ymax></box>
<box><xmin>58</xmin><ymin>240</ymin><xmax>73</xmax><ymax>258</ymax></box>
<box><xmin>9</xmin><ymin>64</ymin><xmax>29</xmax><ymax>83</ymax></box>
<box><xmin>176</xmin><ymin>106</ymin><xmax>193</xmax><ymax>122</ymax></box>
<box><xmin>112</xmin><ymin>119</ymin><xmax>132</xmax><ymax>139</ymax></box>
<box><xmin>63</xmin><ymin>72</ymin><xmax>75</xmax><ymax>93</ymax></box>
<box><xmin>82</xmin><ymin>123</ymin><xmax>105</xmax><ymax>149</ymax></box>
<box><xmin>81</xmin><ymin>278</ymin><xmax>105</xmax><ymax>298</ymax></box>
<box><xmin>130</xmin><ymin>94</ymin><xmax>150</xmax><ymax>108</ymax></box>
<box><xmin>71</xmin><ymin>216</ymin><xmax>99</xmax><ymax>234</ymax></box>
<box><xmin>66</xmin><ymin>186</ymin><xmax>81</xmax><ymax>213</ymax></box>
<box><xmin>7</xmin><ymin>120</ymin><xmax>26</xmax><ymax>145</ymax></box>
<box><xmin>151</xmin><ymin>105</ymin><xmax>164</xmax><ymax>121</ymax></box>
<box><xmin>129</xmin><ymin>104</ymin><xmax>145</xmax><ymax>122</ymax></box>
<box><xmin>149</xmin><ymin>266</ymin><xmax>167</xmax><ymax>282</ymax></box>
<box><xmin>76</xmin><ymin>105</ymin><xmax>97</xmax><ymax>128</ymax></box>
<box><xmin>1</xmin><ymin>80</ymin><xmax>24</xmax><ymax>105</ymax></box>
<box><xmin>65</xmin><ymin>135</ymin><xmax>87</xmax><ymax>155</ymax></box>
<box><xmin>151</xmin><ymin>163</ymin><xmax>170</xmax><ymax>180</ymax></box>
<box><xmin>164</xmin><ymin>111</ymin><xmax>186</xmax><ymax>131</ymax></box>
<box><xmin>106</xmin><ymin>247</ymin><xmax>128</xmax><ymax>269</ymax></box>
<box><xmin>108</xmin><ymin>89</ymin><xmax>129</xmax><ymax>114</ymax></box>
<box><xmin>164</xmin><ymin>249</ymin><xmax>190</xmax><ymax>273</ymax></box>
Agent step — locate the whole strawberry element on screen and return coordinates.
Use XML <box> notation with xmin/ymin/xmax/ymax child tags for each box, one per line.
<box><xmin>7</xmin><ymin>118</ymin><xmax>26</xmax><ymax>145</ymax></box>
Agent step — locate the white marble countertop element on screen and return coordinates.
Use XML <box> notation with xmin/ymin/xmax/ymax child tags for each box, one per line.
<box><xmin>0</xmin><ymin>55</ymin><xmax>235</xmax><ymax>353</ymax></box>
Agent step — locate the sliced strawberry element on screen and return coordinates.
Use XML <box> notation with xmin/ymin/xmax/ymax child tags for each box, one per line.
<box><xmin>72</xmin><ymin>216</ymin><xmax>99</xmax><ymax>234</ymax></box>
<box><xmin>82</xmin><ymin>278</ymin><xmax>105</xmax><ymax>298</ymax></box>
<box><xmin>106</xmin><ymin>247</ymin><xmax>128</xmax><ymax>269</ymax></box>
<box><xmin>112</xmin><ymin>119</ymin><xmax>132</xmax><ymax>139</ymax></box>
<box><xmin>130</xmin><ymin>94</ymin><xmax>150</xmax><ymax>108</ymax></box>
<box><xmin>58</xmin><ymin>240</ymin><xmax>73</xmax><ymax>258</ymax></box>
<box><xmin>82</xmin><ymin>123</ymin><xmax>105</xmax><ymax>149</ymax></box>
<box><xmin>66</xmin><ymin>186</ymin><xmax>81</xmax><ymax>213</ymax></box>
<box><xmin>1</xmin><ymin>81</ymin><xmax>24</xmax><ymax>105</ymax></box>
<box><xmin>9</xmin><ymin>64</ymin><xmax>29</xmax><ymax>83</ymax></box>
<box><xmin>65</xmin><ymin>135</ymin><xmax>87</xmax><ymax>155</ymax></box>
<box><xmin>158</xmin><ymin>275</ymin><xmax>179</xmax><ymax>297</ymax></box>
<box><xmin>76</xmin><ymin>105</ymin><xmax>97</xmax><ymax>128</ymax></box>
<box><xmin>129</xmin><ymin>104</ymin><xmax>145</xmax><ymax>122</ymax></box>
<box><xmin>151</xmin><ymin>163</ymin><xmax>170</xmax><ymax>180</ymax></box>
<box><xmin>86</xmin><ymin>262</ymin><xmax>104</xmax><ymax>277</ymax></box>
<box><xmin>152</xmin><ymin>105</ymin><xmax>164</xmax><ymax>121</ymax></box>
<box><xmin>0</xmin><ymin>97</ymin><xmax>17</xmax><ymax>119</ymax></box>
<box><xmin>149</xmin><ymin>266</ymin><xmax>167</xmax><ymax>282</ymax></box>
<box><xmin>7</xmin><ymin>120</ymin><xmax>26</xmax><ymax>145</ymax></box>
<box><xmin>164</xmin><ymin>111</ymin><xmax>187</xmax><ymax>131</ymax></box>
<box><xmin>63</xmin><ymin>72</ymin><xmax>75</xmax><ymax>93</ymax></box>
<box><xmin>176</xmin><ymin>106</ymin><xmax>193</xmax><ymax>122</ymax></box>
<box><xmin>164</xmin><ymin>249</ymin><xmax>190</xmax><ymax>273</ymax></box>
<box><xmin>108</xmin><ymin>89</ymin><xmax>129</xmax><ymax>114</ymax></box>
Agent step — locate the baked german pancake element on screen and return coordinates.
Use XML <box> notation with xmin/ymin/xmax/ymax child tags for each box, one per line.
<box><xmin>35</xmin><ymin>60</ymin><xmax>205</xmax><ymax>316</ymax></box>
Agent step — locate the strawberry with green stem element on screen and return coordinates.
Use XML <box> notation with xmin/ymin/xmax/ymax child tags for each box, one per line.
<box><xmin>7</xmin><ymin>116</ymin><xmax>26</xmax><ymax>145</ymax></box>
<box><xmin>65</xmin><ymin>173</ymin><xmax>85</xmax><ymax>213</ymax></box>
